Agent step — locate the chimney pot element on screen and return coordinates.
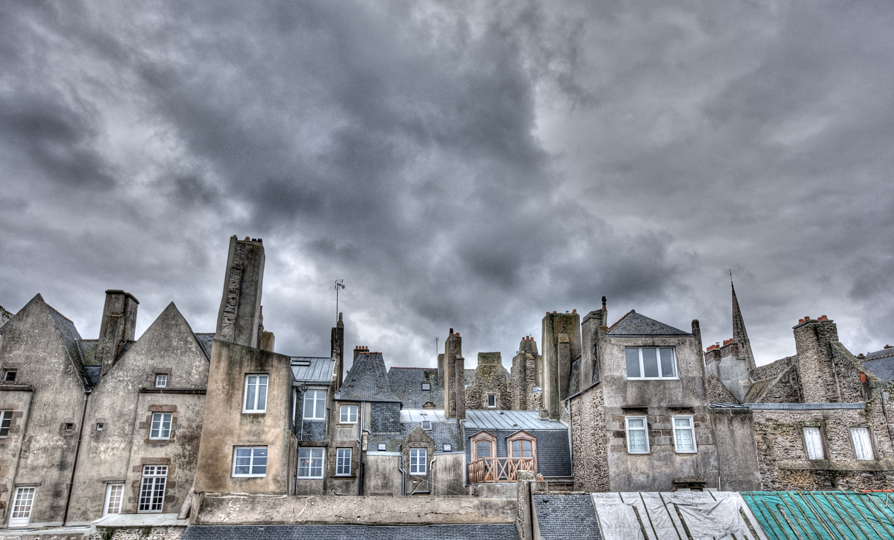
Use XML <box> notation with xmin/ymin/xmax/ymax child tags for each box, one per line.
<box><xmin>860</xmin><ymin>372</ymin><xmax>868</xmax><ymax>383</ymax></box>
<box><xmin>449</xmin><ymin>328</ymin><xmax>453</xmax><ymax>334</ymax></box>
<box><xmin>572</xmin><ymin>309</ymin><xmax>577</xmax><ymax>313</ymax></box>
<box><xmin>805</xmin><ymin>316</ymin><xmax>811</xmax><ymax>321</ymax></box>
<box><xmin>798</xmin><ymin>319</ymin><xmax>805</xmax><ymax>324</ymax></box>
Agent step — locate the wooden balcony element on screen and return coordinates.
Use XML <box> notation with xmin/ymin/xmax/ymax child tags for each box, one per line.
<box><xmin>468</xmin><ymin>457</ymin><xmax>536</xmax><ymax>484</ymax></box>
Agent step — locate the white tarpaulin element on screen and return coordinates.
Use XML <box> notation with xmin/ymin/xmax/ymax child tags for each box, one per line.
<box><xmin>664</xmin><ymin>492</ymin><xmax>753</xmax><ymax>540</ymax></box>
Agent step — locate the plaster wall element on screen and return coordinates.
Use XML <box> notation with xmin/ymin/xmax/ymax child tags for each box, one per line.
<box><xmin>432</xmin><ymin>453</ymin><xmax>465</xmax><ymax>496</ymax></box>
<box><xmin>363</xmin><ymin>454</ymin><xmax>401</xmax><ymax>496</ymax></box>
<box><xmin>710</xmin><ymin>408</ymin><xmax>761</xmax><ymax>490</ymax></box>
<box><xmin>541</xmin><ymin>313</ymin><xmax>580</xmax><ymax>419</ymax></box>
<box><xmin>0</xmin><ymin>389</ymin><xmax>32</xmax><ymax>524</ymax></box>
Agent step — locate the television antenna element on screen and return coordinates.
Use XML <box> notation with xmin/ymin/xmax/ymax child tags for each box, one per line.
<box><xmin>334</xmin><ymin>280</ymin><xmax>345</xmax><ymax>321</ymax></box>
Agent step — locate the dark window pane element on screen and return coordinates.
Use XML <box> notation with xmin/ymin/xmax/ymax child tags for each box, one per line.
<box><xmin>642</xmin><ymin>348</ymin><xmax>659</xmax><ymax>378</ymax></box>
<box><xmin>626</xmin><ymin>349</ymin><xmax>641</xmax><ymax>378</ymax></box>
<box><xmin>660</xmin><ymin>348</ymin><xmax>675</xmax><ymax>377</ymax></box>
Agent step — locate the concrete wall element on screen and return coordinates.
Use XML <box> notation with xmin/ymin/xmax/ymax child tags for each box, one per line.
<box><xmin>194</xmin><ymin>340</ymin><xmax>294</xmax><ymax>495</ymax></box>
<box><xmin>432</xmin><ymin>453</ymin><xmax>465</xmax><ymax>496</ymax></box>
<box><xmin>363</xmin><ymin>454</ymin><xmax>401</xmax><ymax>496</ymax></box>
<box><xmin>599</xmin><ymin>332</ymin><xmax>719</xmax><ymax>492</ymax></box>
<box><xmin>215</xmin><ymin>237</ymin><xmax>264</xmax><ymax>349</ymax></box>
<box><xmin>710</xmin><ymin>408</ymin><xmax>761</xmax><ymax>490</ymax></box>
<box><xmin>68</xmin><ymin>303</ymin><xmax>209</xmax><ymax>523</ymax></box>
<box><xmin>194</xmin><ymin>493</ymin><xmax>517</xmax><ymax>525</ymax></box>
<box><xmin>707</xmin><ymin>350</ymin><xmax>752</xmax><ymax>403</ymax></box>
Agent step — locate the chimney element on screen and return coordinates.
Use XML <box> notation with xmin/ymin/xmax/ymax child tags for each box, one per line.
<box><xmin>794</xmin><ymin>316</ymin><xmax>841</xmax><ymax>403</ymax></box>
<box><xmin>215</xmin><ymin>236</ymin><xmax>265</xmax><ymax>348</ymax></box>
<box><xmin>97</xmin><ymin>290</ymin><xmax>139</xmax><ymax>377</ymax></box>
<box><xmin>443</xmin><ymin>329</ymin><xmax>465</xmax><ymax>420</ymax></box>
<box><xmin>541</xmin><ymin>311</ymin><xmax>581</xmax><ymax>420</ymax></box>
<box><xmin>331</xmin><ymin>312</ymin><xmax>345</xmax><ymax>390</ymax></box>
<box><xmin>581</xmin><ymin>298</ymin><xmax>608</xmax><ymax>387</ymax></box>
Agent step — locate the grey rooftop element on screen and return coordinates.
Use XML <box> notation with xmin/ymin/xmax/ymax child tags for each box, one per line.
<box><xmin>291</xmin><ymin>356</ymin><xmax>336</xmax><ymax>385</ymax></box>
<box><xmin>462</xmin><ymin>409</ymin><xmax>568</xmax><ymax>431</ymax></box>
<box><xmin>607</xmin><ymin>310</ymin><xmax>690</xmax><ymax>336</ymax></box>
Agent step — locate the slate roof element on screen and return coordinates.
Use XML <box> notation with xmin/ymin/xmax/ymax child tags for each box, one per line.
<box><xmin>388</xmin><ymin>367</ymin><xmax>443</xmax><ymax>408</ymax></box>
<box><xmin>367</xmin><ymin>409</ymin><xmax>464</xmax><ymax>454</ymax></box>
<box><xmin>607</xmin><ymin>310</ymin><xmax>690</xmax><ymax>336</ymax></box>
<box><xmin>862</xmin><ymin>348</ymin><xmax>894</xmax><ymax>381</ymax></box>
<box><xmin>181</xmin><ymin>524</ymin><xmax>520</xmax><ymax>540</ymax></box>
<box><xmin>334</xmin><ymin>352</ymin><xmax>401</xmax><ymax>402</ymax></box>
<box><xmin>534</xmin><ymin>494</ymin><xmax>602</xmax><ymax>540</ymax></box>
<box><xmin>462</xmin><ymin>410</ymin><xmax>568</xmax><ymax>431</ymax></box>
<box><xmin>46</xmin><ymin>304</ymin><xmax>95</xmax><ymax>390</ymax></box>
<box><xmin>864</xmin><ymin>347</ymin><xmax>894</xmax><ymax>361</ymax></box>
<box><xmin>291</xmin><ymin>357</ymin><xmax>335</xmax><ymax>385</ymax></box>
<box><xmin>194</xmin><ymin>333</ymin><xmax>215</xmax><ymax>360</ymax></box>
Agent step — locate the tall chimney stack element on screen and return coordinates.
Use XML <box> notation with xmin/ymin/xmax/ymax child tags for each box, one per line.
<box><xmin>97</xmin><ymin>290</ymin><xmax>139</xmax><ymax>376</ymax></box>
<box><xmin>215</xmin><ymin>236</ymin><xmax>265</xmax><ymax>348</ymax></box>
<box><xmin>331</xmin><ymin>313</ymin><xmax>345</xmax><ymax>390</ymax></box>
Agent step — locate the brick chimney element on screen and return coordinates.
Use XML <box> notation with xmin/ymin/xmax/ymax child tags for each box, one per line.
<box><xmin>215</xmin><ymin>236</ymin><xmax>265</xmax><ymax>348</ymax></box>
<box><xmin>97</xmin><ymin>290</ymin><xmax>139</xmax><ymax>376</ymax></box>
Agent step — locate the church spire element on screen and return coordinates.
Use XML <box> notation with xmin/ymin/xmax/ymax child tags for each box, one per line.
<box><xmin>731</xmin><ymin>277</ymin><xmax>756</xmax><ymax>370</ymax></box>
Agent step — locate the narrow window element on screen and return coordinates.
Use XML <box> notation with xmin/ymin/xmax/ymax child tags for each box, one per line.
<box><xmin>233</xmin><ymin>447</ymin><xmax>268</xmax><ymax>477</ymax></box>
<box><xmin>625</xmin><ymin>417</ymin><xmax>650</xmax><ymax>454</ymax></box>
<box><xmin>852</xmin><ymin>427</ymin><xmax>875</xmax><ymax>460</ymax></box>
<box><xmin>487</xmin><ymin>394</ymin><xmax>496</xmax><ymax>408</ymax></box>
<box><xmin>4</xmin><ymin>370</ymin><xmax>16</xmax><ymax>382</ymax></box>
<box><xmin>243</xmin><ymin>375</ymin><xmax>269</xmax><ymax>413</ymax></box>
<box><xmin>303</xmin><ymin>390</ymin><xmax>326</xmax><ymax>420</ymax></box>
<box><xmin>155</xmin><ymin>374</ymin><xmax>167</xmax><ymax>388</ymax></box>
<box><xmin>409</xmin><ymin>448</ymin><xmax>427</xmax><ymax>475</ymax></box>
<box><xmin>138</xmin><ymin>465</ymin><xmax>167</xmax><ymax>513</ymax></box>
<box><xmin>0</xmin><ymin>410</ymin><xmax>13</xmax><ymax>437</ymax></box>
<box><xmin>103</xmin><ymin>484</ymin><xmax>124</xmax><ymax>517</ymax></box>
<box><xmin>803</xmin><ymin>427</ymin><xmax>824</xmax><ymax>460</ymax></box>
<box><xmin>336</xmin><ymin>448</ymin><xmax>352</xmax><ymax>476</ymax></box>
<box><xmin>339</xmin><ymin>404</ymin><xmax>358</xmax><ymax>424</ymax></box>
<box><xmin>421</xmin><ymin>420</ymin><xmax>432</xmax><ymax>430</ymax></box>
<box><xmin>625</xmin><ymin>348</ymin><xmax>677</xmax><ymax>380</ymax></box>
<box><xmin>149</xmin><ymin>413</ymin><xmax>172</xmax><ymax>440</ymax></box>
<box><xmin>421</xmin><ymin>382</ymin><xmax>431</xmax><ymax>390</ymax></box>
<box><xmin>96</xmin><ymin>422</ymin><xmax>104</xmax><ymax>431</ymax></box>
<box><xmin>672</xmin><ymin>416</ymin><xmax>697</xmax><ymax>453</ymax></box>
<box><xmin>9</xmin><ymin>487</ymin><xmax>35</xmax><ymax>527</ymax></box>
<box><xmin>298</xmin><ymin>448</ymin><xmax>324</xmax><ymax>478</ymax></box>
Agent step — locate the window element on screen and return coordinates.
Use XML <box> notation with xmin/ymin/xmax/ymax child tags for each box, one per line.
<box><xmin>410</xmin><ymin>448</ymin><xmax>427</xmax><ymax>475</ymax></box>
<box><xmin>103</xmin><ymin>484</ymin><xmax>124</xmax><ymax>517</ymax></box>
<box><xmin>0</xmin><ymin>410</ymin><xmax>13</xmax><ymax>437</ymax></box>
<box><xmin>421</xmin><ymin>420</ymin><xmax>432</xmax><ymax>430</ymax></box>
<box><xmin>96</xmin><ymin>422</ymin><xmax>104</xmax><ymax>431</ymax></box>
<box><xmin>233</xmin><ymin>447</ymin><xmax>267</xmax><ymax>477</ymax></box>
<box><xmin>512</xmin><ymin>439</ymin><xmax>533</xmax><ymax>457</ymax></box>
<box><xmin>625</xmin><ymin>417</ymin><xmax>650</xmax><ymax>454</ymax></box>
<box><xmin>303</xmin><ymin>390</ymin><xmax>326</xmax><ymax>420</ymax></box>
<box><xmin>243</xmin><ymin>375</ymin><xmax>268</xmax><ymax>413</ymax></box>
<box><xmin>155</xmin><ymin>374</ymin><xmax>167</xmax><ymax>388</ymax></box>
<box><xmin>508</xmin><ymin>431</ymin><xmax>537</xmax><ymax>464</ymax></box>
<box><xmin>4</xmin><ymin>370</ymin><xmax>16</xmax><ymax>382</ymax></box>
<box><xmin>471</xmin><ymin>431</ymin><xmax>496</xmax><ymax>461</ymax></box>
<box><xmin>298</xmin><ymin>448</ymin><xmax>324</xmax><ymax>478</ymax></box>
<box><xmin>672</xmin><ymin>416</ymin><xmax>697</xmax><ymax>453</ymax></box>
<box><xmin>9</xmin><ymin>487</ymin><xmax>35</xmax><ymax>527</ymax></box>
<box><xmin>625</xmin><ymin>348</ymin><xmax>677</xmax><ymax>379</ymax></box>
<box><xmin>138</xmin><ymin>465</ymin><xmax>167</xmax><ymax>513</ymax></box>
<box><xmin>421</xmin><ymin>382</ymin><xmax>431</xmax><ymax>390</ymax></box>
<box><xmin>149</xmin><ymin>413</ymin><xmax>172</xmax><ymax>440</ymax></box>
<box><xmin>803</xmin><ymin>427</ymin><xmax>824</xmax><ymax>460</ymax></box>
<box><xmin>443</xmin><ymin>444</ymin><xmax>452</xmax><ymax>452</ymax></box>
<box><xmin>377</xmin><ymin>443</ymin><xmax>387</xmax><ymax>451</ymax></box>
<box><xmin>851</xmin><ymin>427</ymin><xmax>875</xmax><ymax>460</ymax></box>
<box><xmin>339</xmin><ymin>405</ymin><xmax>358</xmax><ymax>424</ymax></box>
<box><xmin>336</xmin><ymin>448</ymin><xmax>352</xmax><ymax>476</ymax></box>
<box><xmin>487</xmin><ymin>394</ymin><xmax>496</xmax><ymax>408</ymax></box>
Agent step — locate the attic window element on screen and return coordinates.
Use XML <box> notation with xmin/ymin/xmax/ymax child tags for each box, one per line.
<box><xmin>3</xmin><ymin>370</ymin><xmax>16</xmax><ymax>382</ymax></box>
<box><xmin>487</xmin><ymin>394</ymin><xmax>496</xmax><ymax>408</ymax></box>
<box><xmin>443</xmin><ymin>444</ymin><xmax>452</xmax><ymax>452</ymax></box>
<box><xmin>293</xmin><ymin>360</ymin><xmax>311</xmax><ymax>367</ymax></box>
<box><xmin>421</xmin><ymin>383</ymin><xmax>431</xmax><ymax>391</ymax></box>
<box><xmin>377</xmin><ymin>443</ymin><xmax>387</xmax><ymax>451</ymax></box>
<box><xmin>155</xmin><ymin>374</ymin><xmax>167</xmax><ymax>388</ymax></box>
<box><xmin>422</xmin><ymin>420</ymin><xmax>432</xmax><ymax>430</ymax></box>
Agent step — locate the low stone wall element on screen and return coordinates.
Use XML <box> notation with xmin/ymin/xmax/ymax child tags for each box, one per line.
<box><xmin>194</xmin><ymin>493</ymin><xmax>517</xmax><ymax>525</ymax></box>
<box><xmin>92</xmin><ymin>527</ymin><xmax>185</xmax><ymax>540</ymax></box>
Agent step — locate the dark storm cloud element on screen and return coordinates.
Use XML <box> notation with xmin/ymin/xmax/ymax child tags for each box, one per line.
<box><xmin>0</xmin><ymin>0</ymin><xmax>891</xmax><ymax>368</ymax></box>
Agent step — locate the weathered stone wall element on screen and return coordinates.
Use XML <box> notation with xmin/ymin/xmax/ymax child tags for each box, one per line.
<box><xmin>569</xmin><ymin>384</ymin><xmax>608</xmax><ymax>492</ymax></box>
<box><xmin>831</xmin><ymin>342</ymin><xmax>870</xmax><ymax>402</ymax></box>
<box><xmin>751</xmin><ymin>356</ymin><xmax>795</xmax><ymax>382</ymax></box>
<box><xmin>215</xmin><ymin>237</ymin><xmax>265</xmax><ymax>349</ymax></box>
<box><xmin>706</xmin><ymin>375</ymin><xmax>739</xmax><ymax>404</ymax></box>
<box><xmin>510</xmin><ymin>338</ymin><xmax>539</xmax><ymax>411</ymax></box>
<box><xmin>710</xmin><ymin>408</ymin><xmax>761</xmax><ymax>490</ymax></box>
<box><xmin>753</xmin><ymin>400</ymin><xmax>894</xmax><ymax>490</ymax></box>
<box><xmin>794</xmin><ymin>319</ymin><xmax>841</xmax><ymax>403</ymax></box>
<box><xmin>541</xmin><ymin>312</ymin><xmax>581</xmax><ymax>420</ymax></box>
<box><xmin>466</xmin><ymin>353</ymin><xmax>510</xmax><ymax>410</ymax></box>
<box><xmin>759</xmin><ymin>366</ymin><xmax>803</xmax><ymax>403</ymax></box>
<box><xmin>90</xmin><ymin>527</ymin><xmax>185</xmax><ymax>540</ymax></box>
<box><xmin>194</xmin><ymin>493</ymin><xmax>517</xmax><ymax>525</ymax></box>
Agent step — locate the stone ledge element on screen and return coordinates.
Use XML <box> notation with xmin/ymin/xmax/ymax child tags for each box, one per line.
<box><xmin>778</xmin><ymin>459</ymin><xmax>894</xmax><ymax>472</ymax></box>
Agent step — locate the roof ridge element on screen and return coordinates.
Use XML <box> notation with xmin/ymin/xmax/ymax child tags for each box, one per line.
<box><xmin>608</xmin><ymin>309</ymin><xmax>635</xmax><ymax>331</ymax></box>
<box><xmin>46</xmin><ymin>304</ymin><xmax>75</xmax><ymax>325</ymax></box>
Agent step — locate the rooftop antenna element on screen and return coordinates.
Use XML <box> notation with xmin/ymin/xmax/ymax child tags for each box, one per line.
<box><xmin>334</xmin><ymin>279</ymin><xmax>345</xmax><ymax>321</ymax></box>
<box><xmin>435</xmin><ymin>337</ymin><xmax>438</xmax><ymax>357</ymax></box>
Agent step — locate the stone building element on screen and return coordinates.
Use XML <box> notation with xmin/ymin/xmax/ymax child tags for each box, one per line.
<box><xmin>509</xmin><ymin>337</ymin><xmax>540</xmax><ymax>411</ymax></box>
<box><xmin>465</xmin><ymin>353</ymin><xmax>511</xmax><ymax>410</ymax></box>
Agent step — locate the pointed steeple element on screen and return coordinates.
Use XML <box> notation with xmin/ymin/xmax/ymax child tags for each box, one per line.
<box><xmin>731</xmin><ymin>278</ymin><xmax>756</xmax><ymax>370</ymax></box>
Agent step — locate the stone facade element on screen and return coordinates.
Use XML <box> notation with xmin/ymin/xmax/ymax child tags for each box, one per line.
<box><xmin>510</xmin><ymin>338</ymin><xmax>539</xmax><ymax>411</ymax></box>
<box><xmin>568</xmin><ymin>384</ymin><xmax>608</xmax><ymax>492</ymax></box>
<box><xmin>466</xmin><ymin>353</ymin><xmax>510</xmax><ymax>410</ymax></box>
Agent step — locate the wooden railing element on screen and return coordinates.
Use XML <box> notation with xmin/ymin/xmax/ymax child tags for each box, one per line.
<box><xmin>468</xmin><ymin>457</ymin><xmax>536</xmax><ymax>484</ymax></box>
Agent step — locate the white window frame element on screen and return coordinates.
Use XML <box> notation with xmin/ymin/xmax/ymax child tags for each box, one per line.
<box><xmin>409</xmin><ymin>448</ymin><xmax>427</xmax><ymax>475</ymax></box>
<box><xmin>625</xmin><ymin>347</ymin><xmax>678</xmax><ymax>380</ymax></box>
<box><xmin>672</xmin><ymin>416</ymin><xmax>697</xmax><ymax>453</ymax></box>
<box><xmin>103</xmin><ymin>483</ymin><xmax>124</xmax><ymax>517</ymax></box>
<box><xmin>625</xmin><ymin>416</ymin><xmax>650</xmax><ymax>454</ymax></box>
<box><xmin>339</xmin><ymin>404</ymin><xmax>358</xmax><ymax>424</ymax></box>
<box><xmin>138</xmin><ymin>465</ymin><xmax>167</xmax><ymax>513</ymax></box>
<box><xmin>155</xmin><ymin>374</ymin><xmax>167</xmax><ymax>388</ymax></box>
<box><xmin>377</xmin><ymin>443</ymin><xmax>387</xmax><ymax>451</ymax></box>
<box><xmin>149</xmin><ymin>413</ymin><xmax>172</xmax><ymax>440</ymax></box>
<box><xmin>303</xmin><ymin>389</ymin><xmax>327</xmax><ymax>420</ymax></box>
<box><xmin>335</xmin><ymin>448</ymin><xmax>352</xmax><ymax>476</ymax></box>
<box><xmin>851</xmin><ymin>427</ymin><xmax>875</xmax><ymax>461</ymax></box>
<box><xmin>487</xmin><ymin>394</ymin><xmax>497</xmax><ymax>408</ymax></box>
<box><xmin>232</xmin><ymin>447</ymin><xmax>268</xmax><ymax>477</ymax></box>
<box><xmin>0</xmin><ymin>410</ymin><xmax>13</xmax><ymax>438</ymax></box>
<box><xmin>298</xmin><ymin>447</ymin><xmax>325</xmax><ymax>478</ymax></box>
<box><xmin>9</xmin><ymin>487</ymin><xmax>35</xmax><ymax>527</ymax></box>
<box><xmin>243</xmin><ymin>374</ymin><xmax>269</xmax><ymax>413</ymax></box>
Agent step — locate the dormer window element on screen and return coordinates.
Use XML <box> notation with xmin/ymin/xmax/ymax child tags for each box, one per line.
<box><xmin>155</xmin><ymin>374</ymin><xmax>167</xmax><ymax>388</ymax></box>
<box><xmin>421</xmin><ymin>382</ymin><xmax>431</xmax><ymax>391</ymax></box>
<box><xmin>422</xmin><ymin>420</ymin><xmax>432</xmax><ymax>430</ymax></box>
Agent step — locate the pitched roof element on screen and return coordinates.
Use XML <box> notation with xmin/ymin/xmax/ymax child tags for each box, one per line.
<box><xmin>334</xmin><ymin>352</ymin><xmax>401</xmax><ymax>402</ymax></box>
<box><xmin>388</xmin><ymin>367</ymin><xmax>443</xmax><ymax>408</ymax></box>
<box><xmin>194</xmin><ymin>333</ymin><xmax>215</xmax><ymax>360</ymax></box>
<box><xmin>462</xmin><ymin>410</ymin><xmax>568</xmax><ymax>431</ymax></box>
<box><xmin>863</xmin><ymin>353</ymin><xmax>894</xmax><ymax>382</ymax></box>
<box><xmin>181</xmin><ymin>524</ymin><xmax>520</xmax><ymax>540</ymax></box>
<box><xmin>607</xmin><ymin>310</ymin><xmax>689</xmax><ymax>336</ymax></box>
<box><xmin>533</xmin><ymin>494</ymin><xmax>602</xmax><ymax>540</ymax></box>
<box><xmin>291</xmin><ymin>357</ymin><xmax>335</xmax><ymax>385</ymax></box>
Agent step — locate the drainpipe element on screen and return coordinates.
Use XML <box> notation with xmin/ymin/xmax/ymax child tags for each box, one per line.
<box><xmin>357</xmin><ymin>402</ymin><xmax>370</xmax><ymax>496</ymax></box>
<box><xmin>63</xmin><ymin>389</ymin><xmax>91</xmax><ymax>525</ymax></box>
<box><xmin>398</xmin><ymin>443</ymin><xmax>407</xmax><ymax>496</ymax></box>
<box><xmin>409</xmin><ymin>457</ymin><xmax>437</xmax><ymax>496</ymax></box>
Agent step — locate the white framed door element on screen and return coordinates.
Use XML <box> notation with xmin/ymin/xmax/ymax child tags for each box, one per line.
<box><xmin>103</xmin><ymin>483</ymin><xmax>124</xmax><ymax>517</ymax></box>
<box><xmin>9</xmin><ymin>487</ymin><xmax>35</xmax><ymax>528</ymax></box>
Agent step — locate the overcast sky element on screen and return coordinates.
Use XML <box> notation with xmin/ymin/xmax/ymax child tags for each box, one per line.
<box><xmin>1</xmin><ymin>1</ymin><xmax>892</xmax><ymax>370</ymax></box>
